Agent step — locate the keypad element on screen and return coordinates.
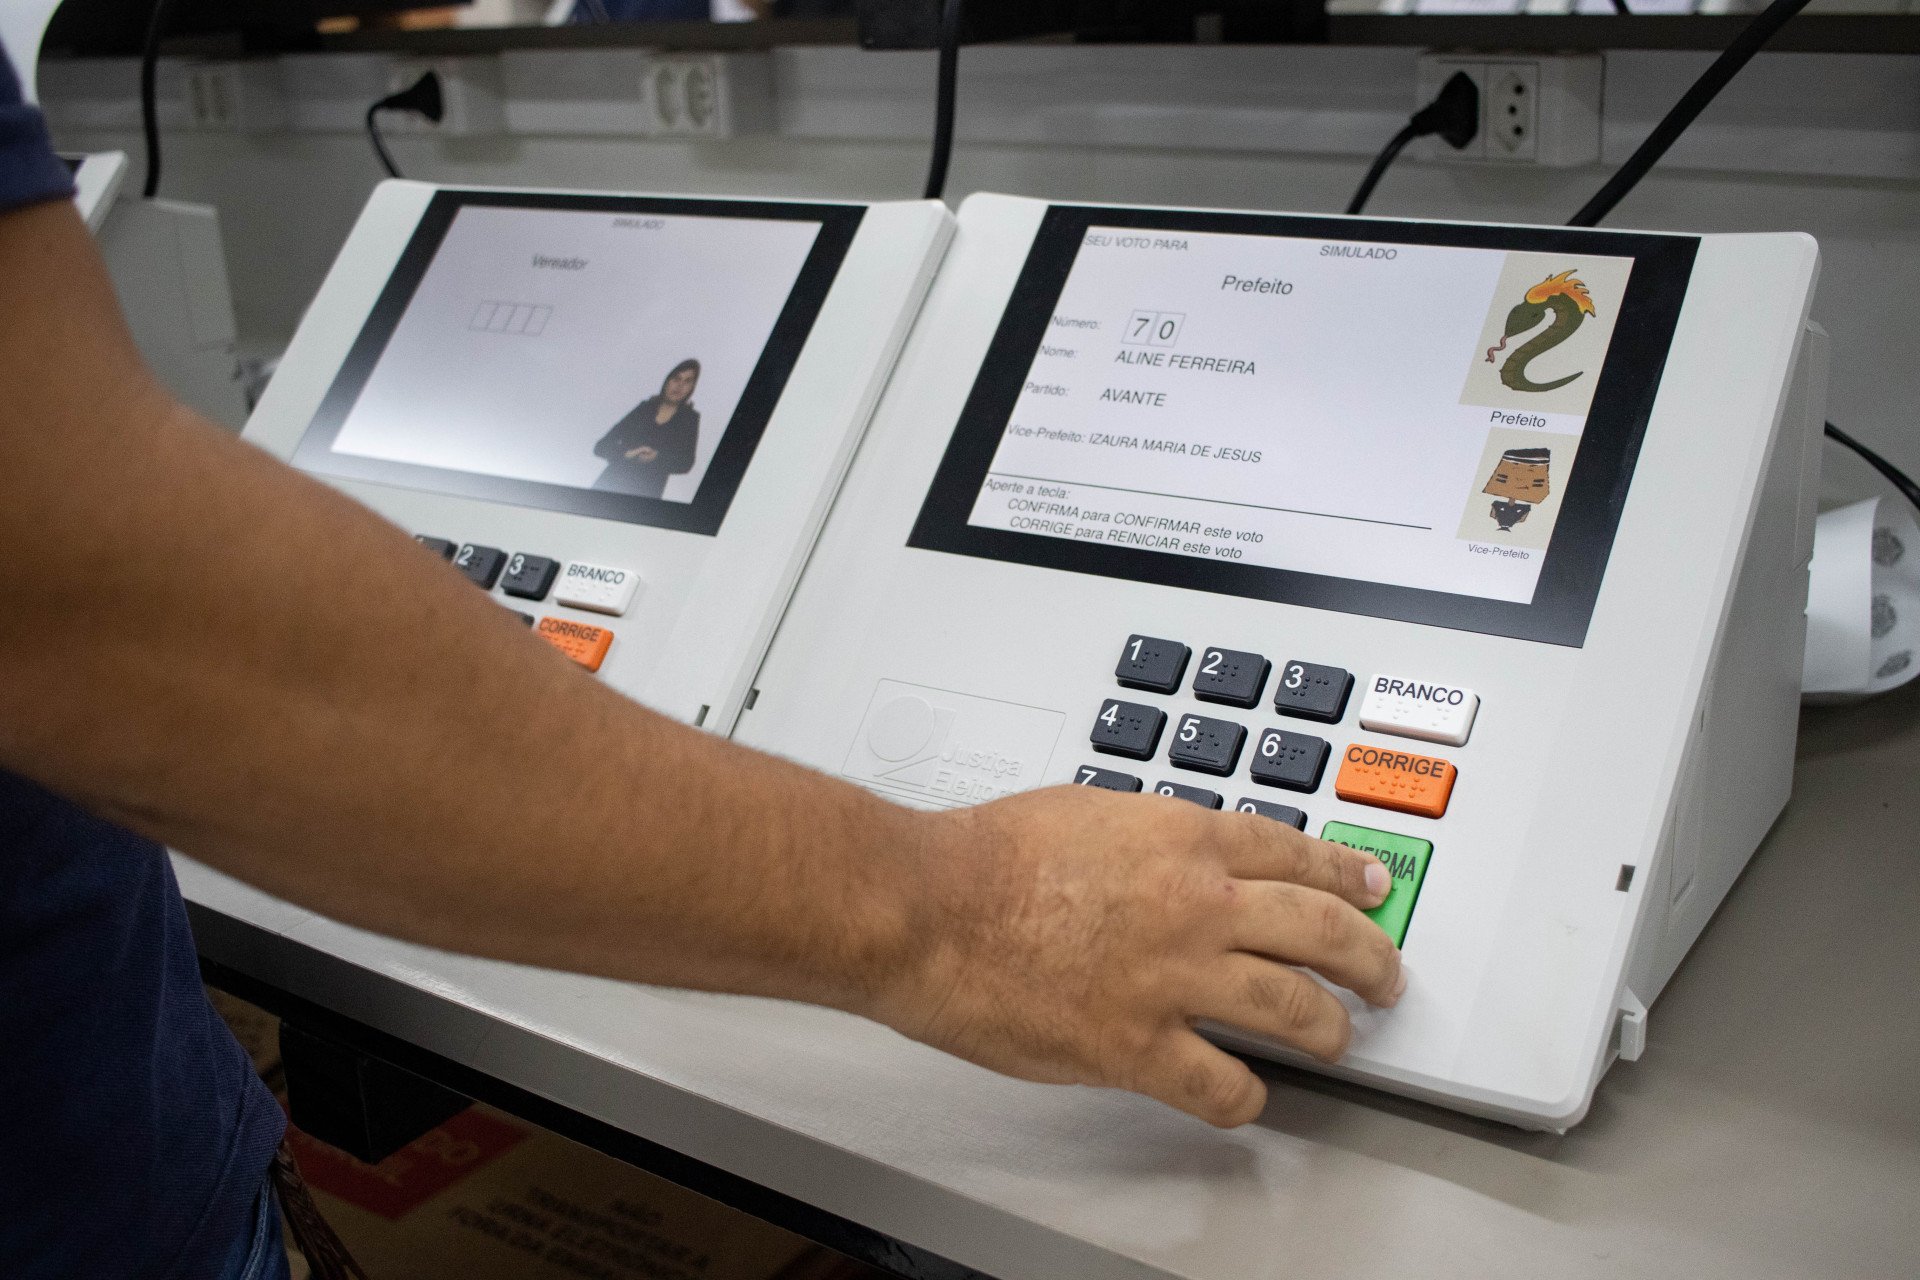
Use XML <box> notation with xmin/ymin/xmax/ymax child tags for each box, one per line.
<box><xmin>537</xmin><ymin>616</ymin><xmax>614</xmax><ymax>672</ymax></box>
<box><xmin>453</xmin><ymin>543</ymin><xmax>507</xmax><ymax>590</ymax></box>
<box><xmin>1167</xmin><ymin>713</ymin><xmax>1246</xmax><ymax>777</ymax></box>
<box><xmin>1234</xmin><ymin>798</ymin><xmax>1307</xmax><ymax>830</ymax></box>
<box><xmin>1114</xmin><ymin>634</ymin><xmax>1190</xmax><ymax>695</ymax></box>
<box><xmin>415</xmin><ymin>535</ymin><xmax>456</xmax><ymax>561</ymax></box>
<box><xmin>1273</xmin><ymin>660</ymin><xmax>1353</xmax><ymax>724</ymax></box>
<box><xmin>1075</xmin><ymin>765</ymin><xmax>1142</xmax><ymax>792</ymax></box>
<box><xmin>1096</xmin><ymin>632</ymin><xmax>1466</xmax><ymax>833</ymax></box>
<box><xmin>1153</xmin><ymin>780</ymin><xmax>1223</xmax><ymax>809</ymax></box>
<box><xmin>1249</xmin><ymin>728</ymin><xmax>1330</xmax><ymax>793</ymax></box>
<box><xmin>1090</xmin><ymin>699</ymin><xmax>1166</xmax><ymax>760</ymax></box>
<box><xmin>500</xmin><ymin>553</ymin><xmax>560</xmax><ymax>601</ymax></box>
<box><xmin>1191</xmin><ymin>647</ymin><xmax>1270</xmax><ymax>709</ymax></box>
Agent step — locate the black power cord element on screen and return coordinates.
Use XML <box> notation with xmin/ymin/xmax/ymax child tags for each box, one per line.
<box><xmin>365</xmin><ymin>72</ymin><xmax>445</xmax><ymax>180</ymax></box>
<box><xmin>1826</xmin><ymin>422</ymin><xmax>1920</xmax><ymax>516</ymax></box>
<box><xmin>1346</xmin><ymin>71</ymin><xmax>1479</xmax><ymax>217</ymax></box>
<box><xmin>922</xmin><ymin>0</ymin><xmax>964</xmax><ymax>201</ymax></box>
<box><xmin>1569</xmin><ymin>0</ymin><xmax>1813</xmax><ymax>226</ymax></box>
<box><xmin>139</xmin><ymin>0</ymin><xmax>182</xmax><ymax>198</ymax></box>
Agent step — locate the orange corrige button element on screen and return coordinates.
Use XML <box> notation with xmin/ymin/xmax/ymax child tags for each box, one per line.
<box><xmin>536</xmin><ymin>616</ymin><xmax>613</xmax><ymax>672</ymax></box>
<box><xmin>1334</xmin><ymin>742</ymin><xmax>1457</xmax><ymax>819</ymax></box>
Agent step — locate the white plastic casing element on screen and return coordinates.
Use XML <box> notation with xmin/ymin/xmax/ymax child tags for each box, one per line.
<box><xmin>737</xmin><ymin>192</ymin><xmax>1822</xmax><ymax>1129</ymax></box>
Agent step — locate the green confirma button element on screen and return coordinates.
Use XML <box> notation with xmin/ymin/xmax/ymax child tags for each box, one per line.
<box><xmin>1321</xmin><ymin>820</ymin><xmax>1433</xmax><ymax>948</ymax></box>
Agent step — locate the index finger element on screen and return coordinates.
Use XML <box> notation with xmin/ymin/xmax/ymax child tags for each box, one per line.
<box><xmin>1219</xmin><ymin>812</ymin><xmax>1391</xmax><ymax>910</ymax></box>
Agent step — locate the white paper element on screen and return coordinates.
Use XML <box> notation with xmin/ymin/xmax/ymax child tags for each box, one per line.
<box><xmin>1866</xmin><ymin>500</ymin><xmax>1920</xmax><ymax>694</ymax></box>
<box><xmin>1801</xmin><ymin>497</ymin><xmax>1920</xmax><ymax>699</ymax></box>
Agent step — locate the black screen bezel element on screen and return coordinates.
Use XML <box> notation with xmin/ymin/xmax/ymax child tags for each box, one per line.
<box><xmin>293</xmin><ymin>190</ymin><xmax>864</xmax><ymax>537</ymax></box>
<box><xmin>907</xmin><ymin>205</ymin><xmax>1698</xmax><ymax>648</ymax></box>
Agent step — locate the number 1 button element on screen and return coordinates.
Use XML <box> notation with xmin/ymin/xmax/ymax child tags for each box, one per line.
<box><xmin>1114</xmin><ymin>634</ymin><xmax>1190</xmax><ymax>695</ymax></box>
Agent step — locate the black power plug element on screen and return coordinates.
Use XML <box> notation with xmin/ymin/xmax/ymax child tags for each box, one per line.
<box><xmin>366</xmin><ymin>71</ymin><xmax>446</xmax><ymax>180</ymax></box>
<box><xmin>1345</xmin><ymin>71</ymin><xmax>1481</xmax><ymax>217</ymax></box>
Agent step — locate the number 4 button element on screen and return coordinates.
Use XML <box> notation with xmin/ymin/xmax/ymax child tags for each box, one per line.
<box><xmin>1091</xmin><ymin>699</ymin><xmax>1166</xmax><ymax>760</ymax></box>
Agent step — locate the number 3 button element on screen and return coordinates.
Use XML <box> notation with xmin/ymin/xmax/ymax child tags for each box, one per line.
<box><xmin>1273</xmin><ymin>660</ymin><xmax>1353</xmax><ymax>723</ymax></box>
<box><xmin>1168</xmin><ymin>714</ymin><xmax>1246</xmax><ymax>776</ymax></box>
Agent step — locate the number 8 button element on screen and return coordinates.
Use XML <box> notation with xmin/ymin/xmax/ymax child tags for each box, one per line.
<box><xmin>1168</xmin><ymin>714</ymin><xmax>1246</xmax><ymax>776</ymax></box>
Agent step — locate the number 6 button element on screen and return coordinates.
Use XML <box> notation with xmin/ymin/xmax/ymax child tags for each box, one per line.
<box><xmin>1168</xmin><ymin>714</ymin><xmax>1246</xmax><ymax>776</ymax></box>
<box><xmin>1250</xmin><ymin>729</ymin><xmax>1330</xmax><ymax>793</ymax></box>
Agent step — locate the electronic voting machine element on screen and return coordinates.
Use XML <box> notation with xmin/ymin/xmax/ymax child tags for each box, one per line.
<box><xmin>738</xmin><ymin>194</ymin><xmax>1826</xmax><ymax>1128</ymax></box>
<box><xmin>243</xmin><ymin>182</ymin><xmax>951</xmax><ymax>733</ymax></box>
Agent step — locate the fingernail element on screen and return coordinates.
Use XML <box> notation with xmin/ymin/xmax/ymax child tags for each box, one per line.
<box><xmin>1390</xmin><ymin>967</ymin><xmax>1408</xmax><ymax>1002</ymax></box>
<box><xmin>1364</xmin><ymin>861</ymin><xmax>1392</xmax><ymax>900</ymax></box>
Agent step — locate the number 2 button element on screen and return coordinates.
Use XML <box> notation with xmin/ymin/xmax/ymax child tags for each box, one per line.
<box><xmin>1191</xmin><ymin>647</ymin><xmax>1270</xmax><ymax>708</ymax></box>
<box><xmin>1167</xmin><ymin>714</ymin><xmax>1246</xmax><ymax>777</ymax></box>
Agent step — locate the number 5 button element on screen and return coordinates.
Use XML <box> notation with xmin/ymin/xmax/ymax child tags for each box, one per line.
<box><xmin>1168</xmin><ymin>714</ymin><xmax>1246</xmax><ymax>776</ymax></box>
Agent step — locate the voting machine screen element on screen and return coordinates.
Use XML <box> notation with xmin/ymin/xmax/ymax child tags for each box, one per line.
<box><xmin>242</xmin><ymin>182</ymin><xmax>952</xmax><ymax>734</ymax></box>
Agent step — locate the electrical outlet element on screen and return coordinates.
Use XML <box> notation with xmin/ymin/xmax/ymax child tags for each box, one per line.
<box><xmin>640</xmin><ymin>54</ymin><xmax>774</xmax><ymax>139</ymax></box>
<box><xmin>1415</xmin><ymin>53</ymin><xmax>1602</xmax><ymax>168</ymax></box>
<box><xmin>182</xmin><ymin>62</ymin><xmax>286</xmax><ymax>133</ymax></box>
<box><xmin>1485</xmin><ymin>62</ymin><xmax>1539</xmax><ymax>161</ymax></box>
<box><xmin>386</xmin><ymin>57</ymin><xmax>506</xmax><ymax>137</ymax></box>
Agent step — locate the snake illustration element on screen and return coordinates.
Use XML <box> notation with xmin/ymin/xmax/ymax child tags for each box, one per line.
<box><xmin>1484</xmin><ymin>270</ymin><xmax>1596</xmax><ymax>394</ymax></box>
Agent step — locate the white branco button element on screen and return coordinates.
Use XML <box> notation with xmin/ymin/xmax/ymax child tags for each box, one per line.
<box><xmin>555</xmin><ymin>561</ymin><xmax>642</xmax><ymax>616</ymax></box>
<box><xmin>1358</xmin><ymin>674</ymin><xmax>1479</xmax><ymax>747</ymax></box>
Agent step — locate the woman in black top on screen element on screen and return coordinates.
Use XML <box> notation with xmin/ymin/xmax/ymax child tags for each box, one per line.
<box><xmin>592</xmin><ymin>358</ymin><xmax>702</xmax><ymax>499</ymax></box>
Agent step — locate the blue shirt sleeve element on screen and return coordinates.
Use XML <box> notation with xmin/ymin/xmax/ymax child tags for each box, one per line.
<box><xmin>0</xmin><ymin>36</ymin><xmax>79</xmax><ymax>214</ymax></box>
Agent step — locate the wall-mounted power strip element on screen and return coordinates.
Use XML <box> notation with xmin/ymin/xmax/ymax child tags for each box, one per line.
<box><xmin>639</xmin><ymin>53</ymin><xmax>774</xmax><ymax>139</ymax></box>
<box><xmin>1416</xmin><ymin>53</ymin><xmax>1603</xmax><ymax>168</ymax></box>
<box><xmin>181</xmin><ymin>61</ymin><xmax>287</xmax><ymax>134</ymax></box>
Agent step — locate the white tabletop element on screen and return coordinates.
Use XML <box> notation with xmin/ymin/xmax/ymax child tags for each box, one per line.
<box><xmin>177</xmin><ymin>684</ymin><xmax>1920</xmax><ymax>1280</ymax></box>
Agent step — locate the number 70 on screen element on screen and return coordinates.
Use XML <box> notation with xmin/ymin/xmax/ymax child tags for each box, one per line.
<box><xmin>1124</xmin><ymin>310</ymin><xmax>1185</xmax><ymax>348</ymax></box>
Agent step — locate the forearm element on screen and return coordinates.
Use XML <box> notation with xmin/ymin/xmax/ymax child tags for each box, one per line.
<box><xmin>0</xmin><ymin>201</ymin><xmax>924</xmax><ymax>1015</ymax></box>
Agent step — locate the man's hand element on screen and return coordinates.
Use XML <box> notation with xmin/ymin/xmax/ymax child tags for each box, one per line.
<box><xmin>879</xmin><ymin>787</ymin><xmax>1402</xmax><ymax>1127</ymax></box>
